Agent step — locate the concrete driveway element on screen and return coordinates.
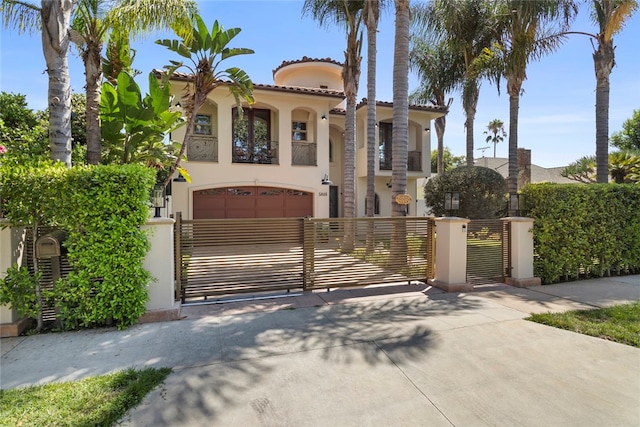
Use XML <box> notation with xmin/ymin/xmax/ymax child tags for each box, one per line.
<box><xmin>1</xmin><ymin>275</ymin><xmax>638</xmax><ymax>426</ymax></box>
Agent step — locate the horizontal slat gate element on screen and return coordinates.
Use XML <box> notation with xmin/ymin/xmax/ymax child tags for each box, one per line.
<box><xmin>304</xmin><ymin>218</ymin><xmax>435</xmax><ymax>290</ymax></box>
<box><xmin>175</xmin><ymin>215</ymin><xmax>305</xmax><ymax>301</ymax></box>
<box><xmin>175</xmin><ymin>215</ymin><xmax>436</xmax><ymax>302</ymax></box>
<box><xmin>466</xmin><ymin>219</ymin><xmax>505</xmax><ymax>284</ymax></box>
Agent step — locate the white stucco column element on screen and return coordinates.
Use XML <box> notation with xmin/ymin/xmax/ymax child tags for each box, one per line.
<box><xmin>430</xmin><ymin>217</ymin><xmax>473</xmax><ymax>292</ymax></box>
<box><xmin>140</xmin><ymin>217</ymin><xmax>180</xmax><ymax>323</ymax></box>
<box><xmin>0</xmin><ymin>220</ymin><xmax>29</xmax><ymax>335</ymax></box>
<box><xmin>502</xmin><ymin>217</ymin><xmax>541</xmax><ymax>287</ymax></box>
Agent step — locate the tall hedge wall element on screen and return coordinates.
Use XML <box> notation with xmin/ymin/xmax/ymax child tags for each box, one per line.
<box><xmin>522</xmin><ymin>183</ymin><xmax>640</xmax><ymax>284</ymax></box>
<box><xmin>0</xmin><ymin>162</ymin><xmax>156</xmax><ymax>329</ymax></box>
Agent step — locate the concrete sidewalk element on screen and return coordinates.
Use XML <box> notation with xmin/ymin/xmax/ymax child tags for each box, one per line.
<box><xmin>1</xmin><ymin>275</ymin><xmax>639</xmax><ymax>426</ymax></box>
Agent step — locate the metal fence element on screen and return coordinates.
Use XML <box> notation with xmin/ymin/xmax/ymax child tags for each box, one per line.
<box><xmin>466</xmin><ymin>219</ymin><xmax>510</xmax><ymax>285</ymax></box>
<box><xmin>174</xmin><ymin>214</ymin><xmax>436</xmax><ymax>302</ymax></box>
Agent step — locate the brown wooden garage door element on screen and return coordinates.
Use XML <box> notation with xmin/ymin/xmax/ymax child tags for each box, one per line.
<box><xmin>193</xmin><ymin>186</ymin><xmax>313</xmax><ymax>219</ymax></box>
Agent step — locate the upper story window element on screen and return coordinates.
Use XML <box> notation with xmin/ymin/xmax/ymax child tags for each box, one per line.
<box><xmin>194</xmin><ymin>114</ymin><xmax>212</xmax><ymax>135</ymax></box>
<box><xmin>292</xmin><ymin>122</ymin><xmax>307</xmax><ymax>141</ymax></box>
<box><xmin>232</xmin><ymin>107</ymin><xmax>276</xmax><ymax>164</ymax></box>
<box><xmin>379</xmin><ymin>122</ymin><xmax>393</xmax><ymax>170</ymax></box>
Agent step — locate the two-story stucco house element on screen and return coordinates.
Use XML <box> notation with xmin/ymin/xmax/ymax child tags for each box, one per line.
<box><xmin>165</xmin><ymin>57</ymin><xmax>447</xmax><ymax>219</ymax></box>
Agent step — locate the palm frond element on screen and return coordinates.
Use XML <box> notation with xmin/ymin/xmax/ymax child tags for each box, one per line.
<box><xmin>0</xmin><ymin>0</ymin><xmax>41</xmax><ymax>34</ymax></box>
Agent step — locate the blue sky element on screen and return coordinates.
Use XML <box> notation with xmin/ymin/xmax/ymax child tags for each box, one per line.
<box><xmin>1</xmin><ymin>0</ymin><xmax>639</xmax><ymax>168</ymax></box>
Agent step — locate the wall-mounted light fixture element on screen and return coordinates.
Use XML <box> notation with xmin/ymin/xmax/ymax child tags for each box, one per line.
<box><xmin>444</xmin><ymin>191</ymin><xmax>460</xmax><ymax>216</ymax></box>
<box><xmin>173</xmin><ymin>173</ymin><xmax>187</xmax><ymax>183</ymax></box>
<box><xmin>151</xmin><ymin>183</ymin><xmax>166</xmax><ymax>218</ymax></box>
<box><xmin>321</xmin><ymin>114</ymin><xmax>327</xmax><ymax>121</ymax></box>
<box><xmin>424</xmin><ymin>127</ymin><xmax>430</xmax><ymax>132</ymax></box>
<box><xmin>386</xmin><ymin>180</ymin><xmax>392</xmax><ymax>188</ymax></box>
<box><xmin>321</xmin><ymin>174</ymin><xmax>332</xmax><ymax>185</ymax></box>
<box><xmin>509</xmin><ymin>193</ymin><xmax>526</xmax><ymax>216</ymax></box>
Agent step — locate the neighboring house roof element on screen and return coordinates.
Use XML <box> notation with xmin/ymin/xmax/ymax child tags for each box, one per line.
<box><xmin>153</xmin><ymin>69</ymin><xmax>345</xmax><ymax>99</ymax></box>
<box><xmin>356</xmin><ymin>98</ymin><xmax>449</xmax><ymax>114</ymax></box>
<box><xmin>475</xmin><ymin>157</ymin><xmax>575</xmax><ymax>184</ymax></box>
<box><xmin>272</xmin><ymin>56</ymin><xmax>343</xmax><ymax>75</ymax></box>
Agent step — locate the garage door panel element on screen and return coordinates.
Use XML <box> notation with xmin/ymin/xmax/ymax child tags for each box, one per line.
<box><xmin>194</xmin><ymin>186</ymin><xmax>312</xmax><ymax>219</ymax></box>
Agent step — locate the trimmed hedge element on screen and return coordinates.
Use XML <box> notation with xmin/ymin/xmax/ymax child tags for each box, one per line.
<box><xmin>522</xmin><ymin>183</ymin><xmax>640</xmax><ymax>284</ymax></box>
<box><xmin>0</xmin><ymin>163</ymin><xmax>156</xmax><ymax>329</ymax></box>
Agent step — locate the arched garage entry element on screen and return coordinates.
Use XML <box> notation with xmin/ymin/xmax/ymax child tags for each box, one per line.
<box><xmin>193</xmin><ymin>186</ymin><xmax>313</xmax><ymax>219</ymax></box>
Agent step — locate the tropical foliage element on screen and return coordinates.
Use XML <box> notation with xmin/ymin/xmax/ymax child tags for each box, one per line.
<box><xmin>100</xmin><ymin>71</ymin><xmax>185</xmax><ymax>172</ymax></box>
<box><xmin>69</xmin><ymin>0</ymin><xmax>197</xmax><ymax>165</ymax></box>
<box><xmin>156</xmin><ymin>14</ymin><xmax>254</xmax><ymax>187</ymax></box>
<box><xmin>430</xmin><ymin>147</ymin><xmax>465</xmax><ymax>173</ymax></box>
<box><xmin>561</xmin><ymin>151</ymin><xmax>640</xmax><ymax>183</ymax></box>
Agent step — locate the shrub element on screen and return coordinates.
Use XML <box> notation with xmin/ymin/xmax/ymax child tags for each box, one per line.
<box><xmin>0</xmin><ymin>163</ymin><xmax>156</xmax><ymax>330</ymax></box>
<box><xmin>523</xmin><ymin>183</ymin><xmax>640</xmax><ymax>283</ymax></box>
<box><xmin>424</xmin><ymin>165</ymin><xmax>507</xmax><ymax>218</ymax></box>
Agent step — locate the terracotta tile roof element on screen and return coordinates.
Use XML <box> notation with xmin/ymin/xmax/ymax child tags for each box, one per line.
<box><xmin>154</xmin><ymin>69</ymin><xmax>345</xmax><ymax>99</ymax></box>
<box><xmin>272</xmin><ymin>56</ymin><xmax>343</xmax><ymax>75</ymax></box>
<box><xmin>356</xmin><ymin>98</ymin><xmax>449</xmax><ymax>113</ymax></box>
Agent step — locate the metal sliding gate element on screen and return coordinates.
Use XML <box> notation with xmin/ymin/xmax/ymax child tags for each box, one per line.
<box><xmin>174</xmin><ymin>214</ymin><xmax>435</xmax><ymax>302</ymax></box>
<box><xmin>466</xmin><ymin>219</ymin><xmax>510</xmax><ymax>285</ymax></box>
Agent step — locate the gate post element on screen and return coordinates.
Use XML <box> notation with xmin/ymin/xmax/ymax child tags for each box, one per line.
<box><xmin>0</xmin><ymin>220</ymin><xmax>31</xmax><ymax>336</ymax></box>
<box><xmin>502</xmin><ymin>217</ymin><xmax>541</xmax><ymax>287</ymax></box>
<box><xmin>430</xmin><ymin>217</ymin><xmax>473</xmax><ymax>292</ymax></box>
<box><xmin>139</xmin><ymin>217</ymin><xmax>180</xmax><ymax>323</ymax></box>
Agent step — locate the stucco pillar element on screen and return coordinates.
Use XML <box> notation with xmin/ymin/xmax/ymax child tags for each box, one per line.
<box><xmin>139</xmin><ymin>217</ymin><xmax>180</xmax><ymax>323</ymax></box>
<box><xmin>502</xmin><ymin>217</ymin><xmax>541</xmax><ymax>287</ymax></box>
<box><xmin>0</xmin><ymin>220</ymin><xmax>31</xmax><ymax>336</ymax></box>
<box><xmin>430</xmin><ymin>217</ymin><xmax>473</xmax><ymax>292</ymax></box>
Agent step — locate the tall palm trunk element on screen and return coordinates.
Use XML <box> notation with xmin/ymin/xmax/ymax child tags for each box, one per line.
<box><xmin>391</xmin><ymin>0</ymin><xmax>410</xmax><ymax>265</ymax></box>
<box><xmin>434</xmin><ymin>114</ymin><xmax>446</xmax><ymax>174</ymax></box>
<box><xmin>594</xmin><ymin>38</ymin><xmax>614</xmax><ymax>183</ymax></box>
<box><xmin>41</xmin><ymin>0</ymin><xmax>73</xmax><ymax>167</ymax></box>
<box><xmin>364</xmin><ymin>0</ymin><xmax>379</xmax><ymax>254</ymax></box>
<box><xmin>84</xmin><ymin>37</ymin><xmax>103</xmax><ymax>165</ymax></box>
<box><xmin>463</xmin><ymin>82</ymin><xmax>479</xmax><ymax>166</ymax></box>
<box><xmin>506</xmin><ymin>74</ymin><xmax>523</xmax><ymax>200</ymax></box>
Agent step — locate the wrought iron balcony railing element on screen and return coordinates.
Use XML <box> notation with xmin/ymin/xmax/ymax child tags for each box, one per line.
<box><xmin>379</xmin><ymin>150</ymin><xmax>422</xmax><ymax>172</ymax></box>
<box><xmin>233</xmin><ymin>140</ymin><xmax>279</xmax><ymax>165</ymax></box>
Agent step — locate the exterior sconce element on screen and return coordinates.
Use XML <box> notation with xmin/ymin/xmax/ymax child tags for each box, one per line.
<box><xmin>173</xmin><ymin>173</ymin><xmax>187</xmax><ymax>182</ymax></box>
<box><xmin>444</xmin><ymin>191</ymin><xmax>460</xmax><ymax>216</ymax></box>
<box><xmin>151</xmin><ymin>183</ymin><xmax>166</xmax><ymax>218</ymax></box>
<box><xmin>509</xmin><ymin>193</ymin><xmax>526</xmax><ymax>216</ymax></box>
<box><xmin>322</xmin><ymin>174</ymin><xmax>332</xmax><ymax>185</ymax></box>
<box><xmin>321</xmin><ymin>114</ymin><xmax>327</xmax><ymax>120</ymax></box>
<box><xmin>424</xmin><ymin>127</ymin><xmax>430</xmax><ymax>133</ymax></box>
<box><xmin>386</xmin><ymin>180</ymin><xmax>392</xmax><ymax>188</ymax></box>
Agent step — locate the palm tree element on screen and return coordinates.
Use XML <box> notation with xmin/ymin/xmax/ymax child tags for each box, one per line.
<box><xmin>484</xmin><ymin>118</ymin><xmax>506</xmax><ymax>157</ymax></box>
<box><xmin>416</xmin><ymin>0</ymin><xmax>500</xmax><ymax>167</ymax></box>
<box><xmin>157</xmin><ymin>15</ymin><xmax>255</xmax><ymax>188</ymax></box>
<box><xmin>566</xmin><ymin>0</ymin><xmax>638</xmax><ymax>183</ymax></box>
<box><xmin>1</xmin><ymin>0</ymin><xmax>74</xmax><ymax>167</ymax></box>
<box><xmin>496</xmin><ymin>0</ymin><xmax>577</xmax><ymax>198</ymax></box>
<box><xmin>364</xmin><ymin>0</ymin><xmax>381</xmax><ymax>221</ymax></box>
<box><xmin>69</xmin><ymin>0</ymin><xmax>197</xmax><ymax>165</ymax></box>
<box><xmin>303</xmin><ymin>0</ymin><xmax>363</xmax><ymax>225</ymax></box>
<box><xmin>409</xmin><ymin>34</ymin><xmax>461</xmax><ymax>175</ymax></box>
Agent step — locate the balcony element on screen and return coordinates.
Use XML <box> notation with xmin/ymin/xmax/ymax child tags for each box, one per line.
<box><xmin>233</xmin><ymin>140</ymin><xmax>279</xmax><ymax>164</ymax></box>
<box><xmin>379</xmin><ymin>150</ymin><xmax>422</xmax><ymax>172</ymax></box>
<box><xmin>292</xmin><ymin>141</ymin><xmax>317</xmax><ymax>166</ymax></box>
<box><xmin>187</xmin><ymin>136</ymin><xmax>218</xmax><ymax>162</ymax></box>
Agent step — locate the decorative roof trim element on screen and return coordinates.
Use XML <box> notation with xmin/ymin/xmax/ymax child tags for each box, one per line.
<box><xmin>356</xmin><ymin>98</ymin><xmax>449</xmax><ymax>113</ymax></box>
<box><xmin>154</xmin><ymin>69</ymin><xmax>345</xmax><ymax>99</ymax></box>
<box><xmin>272</xmin><ymin>56</ymin><xmax>343</xmax><ymax>76</ymax></box>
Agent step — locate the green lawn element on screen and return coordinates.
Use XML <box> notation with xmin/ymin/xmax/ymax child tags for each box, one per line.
<box><xmin>526</xmin><ymin>302</ymin><xmax>640</xmax><ymax>347</ymax></box>
<box><xmin>0</xmin><ymin>367</ymin><xmax>171</xmax><ymax>427</ymax></box>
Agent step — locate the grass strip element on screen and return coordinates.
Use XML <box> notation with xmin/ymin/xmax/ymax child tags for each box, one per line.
<box><xmin>526</xmin><ymin>301</ymin><xmax>640</xmax><ymax>348</ymax></box>
<box><xmin>0</xmin><ymin>367</ymin><xmax>171</xmax><ymax>427</ymax></box>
